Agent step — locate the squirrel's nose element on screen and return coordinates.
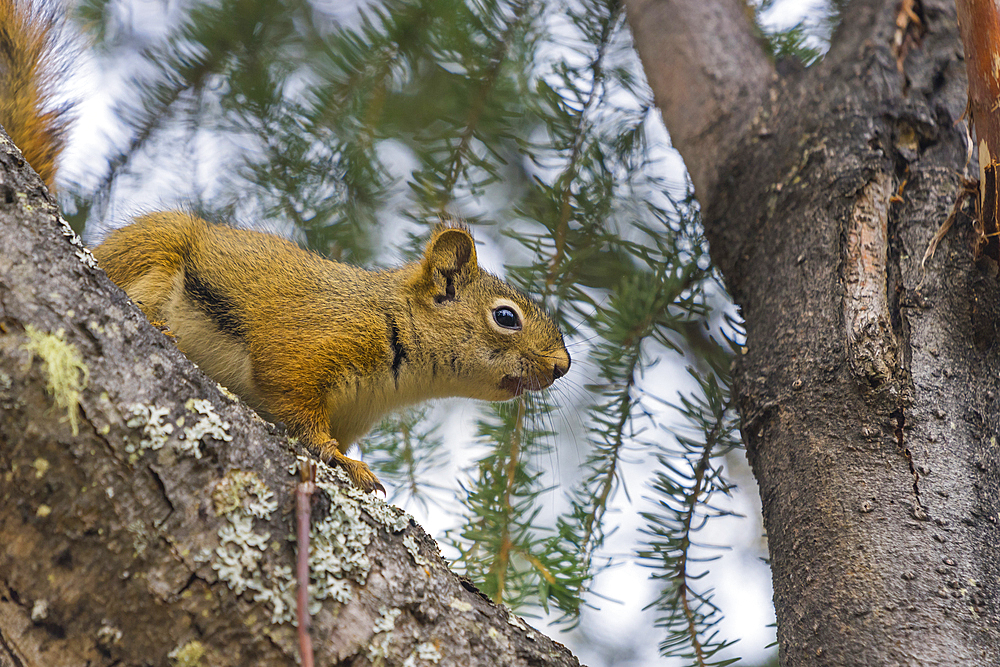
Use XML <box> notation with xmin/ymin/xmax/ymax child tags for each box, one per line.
<box><xmin>552</xmin><ymin>352</ymin><xmax>571</xmax><ymax>380</ymax></box>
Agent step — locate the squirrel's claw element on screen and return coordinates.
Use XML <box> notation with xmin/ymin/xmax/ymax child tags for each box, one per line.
<box><xmin>327</xmin><ymin>448</ymin><xmax>384</xmax><ymax>494</ymax></box>
<box><xmin>149</xmin><ymin>319</ymin><xmax>177</xmax><ymax>341</ymax></box>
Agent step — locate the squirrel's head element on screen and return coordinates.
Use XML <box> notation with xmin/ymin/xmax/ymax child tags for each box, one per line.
<box><xmin>409</xmin><ymin>225</ymin><xmax>571</xmax><ymax>401</ymax></box>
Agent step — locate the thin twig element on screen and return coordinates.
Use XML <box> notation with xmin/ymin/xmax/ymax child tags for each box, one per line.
<box><xmin>296</xmin><ymin>461</ymin><xmax>317</xmax><ymax>667</ymax></box>
<box><xmin>921</xmin><ymin>177</ymin><xmax>978</xmax><ymax>270</ymax></box>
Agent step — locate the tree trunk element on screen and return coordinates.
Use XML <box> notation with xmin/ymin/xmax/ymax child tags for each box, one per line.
<box><xmin>0</xmin><ymin>131</ymin><xmax>579</xmax><ymax>666</ymax></box>
<box><xmin>630</xmin><ymin>0</ymin><xmax>1000</xmax><ymax>666</ymax></box>
<box><xmin>630</xmin><ymin>0</ymin><xmax>1000</xmax><ymax>663</ymax></box>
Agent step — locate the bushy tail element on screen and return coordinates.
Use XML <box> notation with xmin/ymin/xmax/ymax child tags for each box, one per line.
<box><xmin>0</xmin><ymin>0</ymin><xmax>69</xmax><ymax>190</ymax></box>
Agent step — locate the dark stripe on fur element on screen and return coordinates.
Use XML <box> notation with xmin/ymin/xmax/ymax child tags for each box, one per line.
<box><xmin>184</xmin><ymin>269</ymin><xmax>246</xmax><ymax>339</ymax></box>
<box><xmin>387</xmin><ymin>315</ymin><xmax>408</xmax><ymax>385</ymax></box>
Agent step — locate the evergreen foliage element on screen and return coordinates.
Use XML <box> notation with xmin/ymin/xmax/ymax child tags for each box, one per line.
<box><xmin>63</xmin><ymin>0</ymin><xmax>834</xmax><ymax>662</ymax></box>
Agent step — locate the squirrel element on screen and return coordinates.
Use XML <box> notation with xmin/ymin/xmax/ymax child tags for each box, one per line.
<box><xmin>92</xmin><ymin>213</ymin><xmax>571</xmax><ymax>492</ymax></box>
<box><xmin>0</xmin><ymin>2</ymin><xmax>571</xmax><ymax>493</ymax></box>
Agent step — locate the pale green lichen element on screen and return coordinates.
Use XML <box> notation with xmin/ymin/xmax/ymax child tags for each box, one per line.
<box><xmin>215</xmin><ymin>384</ymin><xmax>239</xmax><ymax>402</ymax></box>
<box><xmin>0</xmin><ymin>370</ymin><xmax>17</xmax><ymax>411</ymax></box>
<box><xmin>127</xmin><ymin>519</ymin><xmax>153</xmax><ymax>558</ymax></box>
<box><xmin>210</xmin><ymin>470</ymin><xmax>299</xmax><ymax>623</ymax></box>
<box><xmin>308</xmin><ymin>460</ymin><xmax>412</xmax><ymax>533</ymax></box>
<box><xmin>168</xmin><ymin>640</ymin><xmax>206</xmax><ymax>667</ymax></box>
<box><xmin>373</xmin><ymin>606</ymin><xmax>402</xmax><ymax>634</ymax></box>
<box><xmin>30</xmin><ymin>599</ymin><xmax>48</xmax><ymax>621</ymax></box>
<box><xmin>210</xmin><ymin>457</ymin><xmax>414</xmax><ymax>628</ymax></box>
<box><xmin>33</xmin><ymin>458</ymin><xmax>50</xmax><ymax>478</ymax></box>
<box><xmin>96</xmin><ymin>622</ymin><xmax>123</xmax><ymax>646</ymax></box>
<box><xmin>126</xmin><ymin>399</ymin><xmax>232</xmax><ymax>462</ymax></box>
<box><xmin>367</xmin><ymin>606</ymin><xmax>403</xmax><ymax>661</ymax></box>
<box><xmin>403</xmin><ymin>534</ymin><xmax>428</xmax><ymax>567</ymax></box>
<box><xmin>22</xmin><ymin>325</ymin><xmax>89</xmax><ymax>435</ymax></box>
<box><xmin>449</xmin><ymin>599</ymin><xmax>473</xmax><ymax>613</ymax></box>
<box><xmin>125</xmin><ymin>404</ymin><xmax>174</xmax><ymax>461</ymax></box>
<box><xmin>211</xmin><ymin>471</ymin><xmax>280</xmax><ymax>607</ymax></box>
<box><xmin>58</xmin><ymin>215</ymin><xmax>100</xmax><ymax>269</ymax></box>
<box><xmin>484</xmin><ymin>626</ymin><xmax>511</xmax><ymax>655</ymax></box>
<box><xmin>214</xmin><ymin>512</ymin><xmax>271</xmax><ymax>589</ymax></box>
<box><xmin>88</xmin><ymin>319</ymin><xmax>119</xmax><ymax>338</ymax></box>
<box><xmin>180</xmin><ymin>398</ymin><xmax>232</xmax><ymax>458</ymax></box>
<box><xmin>506</xmin><ymin>613</ymin><xmax>535</xmax><ymax>640</ymax></box>
<box><xmin>401</xmin><ymin>642</ymin><xmax>443</xmax><ymax>667</ymax></box>
<box><xmin>416</xmin><ymin>642</ymin><xmax>442</xmax><ymax>663</ymax></box>
<box><xmin>212</xmin><ymin>471</ymin><xmax>277</xmax><ymax>519</ymax></box>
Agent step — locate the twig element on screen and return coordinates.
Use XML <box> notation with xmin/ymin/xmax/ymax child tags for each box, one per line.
<box><xmin>296</xmin><ymin>461</ymin><xmax>317</xmax><ymax>667</ymax></box>
<box><xmin>921</xmin><ymin>177</ymin><xmax>978</xmax><ymax>270</ymax></box>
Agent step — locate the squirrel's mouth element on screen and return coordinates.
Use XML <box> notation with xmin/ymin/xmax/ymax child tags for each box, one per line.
<box><xmin>499</xmin><ymin>376</ymin><xmax>524</xmax><ymax>396</ymax></box>
<box><xmin>499</xmin><ymin>374</ymin><xmax>548</xmax><ymax>396</ymax></box>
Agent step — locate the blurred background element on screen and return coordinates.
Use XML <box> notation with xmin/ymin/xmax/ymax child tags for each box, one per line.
<box><xmin>42</xmin><ymin>0</ymin><xmax>841</xmax><ymax>663</ymax></box>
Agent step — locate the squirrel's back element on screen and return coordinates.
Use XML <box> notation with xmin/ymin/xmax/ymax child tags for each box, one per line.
<box><xmin>94</xmin><ymin>211</ymin><xmax>379</xmax><ymax>330</ymax></box>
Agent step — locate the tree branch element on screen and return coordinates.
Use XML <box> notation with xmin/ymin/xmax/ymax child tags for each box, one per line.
<box><xmin>0</xmin><ymin>128</ymin><xmax>581</xmax><ymax>667</ymax></box>
<box><xmin>624</xmin><ymin>0</ymin><xmax>773</xmax><ymax>202</ymax></box>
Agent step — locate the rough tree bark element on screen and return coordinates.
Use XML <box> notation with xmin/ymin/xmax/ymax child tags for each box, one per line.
<box><xmin>0</xmin><ymin>130</ymin><xmax>579</xmax><ymax>666</ymax></box>
<box><xmin>629</xmin><ymin>0</ymin><xmax>1000</xmax><ymax>664</ymax></box>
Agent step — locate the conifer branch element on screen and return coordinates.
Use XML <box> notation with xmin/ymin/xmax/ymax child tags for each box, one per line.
<box><xmin>436</xmin><ymin>0</ymin><xmax>531</xmax><ymax>213</ymax></box>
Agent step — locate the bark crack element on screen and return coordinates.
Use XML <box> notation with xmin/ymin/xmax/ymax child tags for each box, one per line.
<box><xmin>0</xmin><ymin>627</ymin><xmax>28</xmax><ymax>667</ymax></box>
<box><xmin>0</xmin><ymin>584</ymin><xmax>30</xmax><ymax>667</ymax></box>
<box><xmin>891</xmin><ymin>408</ymin><xmax>926</xmax><ymax>518</ymax></box>
<box><xmin>147</xmin><ymin>465</ymin><xmax>176</xmax><ymax>519</ymax></box>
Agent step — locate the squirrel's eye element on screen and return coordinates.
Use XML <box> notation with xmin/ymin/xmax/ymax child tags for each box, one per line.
<box><xmin>492</xmin><ymin>306</ymin><xmax>521</xmax><ymax>330</ymax></box>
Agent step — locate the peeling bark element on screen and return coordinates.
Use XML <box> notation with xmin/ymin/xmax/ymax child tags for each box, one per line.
<box><xmin>955</xmin><ymin>0</ymin><xmax>1000</xmax><ymax>157</ymax></box>
<box><xmin>955</xmin><ymin>0</ymin><xmax>1000</xmax><ymax>261</ymax></box>
<box><xmin>843</xmin><ymin>173</ymin><xmax>899</xmax><ymax>388</ymax></box>
<box><xmin>0</xmin><ymin>129</ymin><xmax>580</xmax><ymax>666</ymax></box>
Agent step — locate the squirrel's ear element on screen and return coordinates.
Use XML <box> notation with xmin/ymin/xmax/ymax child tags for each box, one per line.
<box><xmin>422</xmin><ymin>227</ymin><xmax>478</xmax><ymax>301</ymax></box>
<box><xmin>424</xmin><ymin>227</ymin><xmax>478</xmax><ymax>274</ymax></box>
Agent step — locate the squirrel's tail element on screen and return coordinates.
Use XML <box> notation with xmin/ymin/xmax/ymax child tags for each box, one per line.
<box><xmin>0</xmin><ymin>0</ymin><xmax>70</xmax><ymax>191</ymax></box>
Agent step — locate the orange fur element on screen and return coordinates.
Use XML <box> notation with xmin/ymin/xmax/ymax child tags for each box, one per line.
<box><xmin>0</xmin><ymin>0</ymin><xmax>571</xmax><ymax>493</ymax></box>
<box><xmin>94</xmin><ymin>213</ymin><xmax>571</xmax><ymax>492</ymax></box>
<box><xmin>0</xmin><ymin>0</ymin><xmax>68</xmax><ymax>191</ymax></box>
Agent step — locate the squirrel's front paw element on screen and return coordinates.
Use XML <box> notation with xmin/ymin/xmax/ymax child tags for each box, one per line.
<box><xmin>324</xmin><ymin>448</ymin><xmax>385</xmax><ymax>494</ymax></box>
<box><xmin>339</xmin><ymin>456</ymin><xmax>385</xmax><ymax>494</ymax></box>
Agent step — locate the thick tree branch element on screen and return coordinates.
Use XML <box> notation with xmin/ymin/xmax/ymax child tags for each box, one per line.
<box><xmin>0</xmin><ymin>128</ymin><xmax>580</xmax><ymax>667</ymax></box>
<box><xmin>954</xmin><ymin>0</ymin><xmax>1000</xmax><ymax>161</ymax></box>
<box><xmin>624</xmin><ymin>0</ymin><xmax>773</xmax><ymax>202</ymax></box>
